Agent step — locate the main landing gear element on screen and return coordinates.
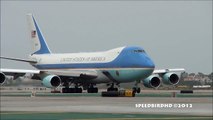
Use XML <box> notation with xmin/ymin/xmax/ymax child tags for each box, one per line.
<box><xmin>62</xmin><ymin>82</ymin><xmax>83</xmax><ymax>93</ymax></box>
<box><xmin>87</xmin><ymin>84</ymin><xmax>98</xmax><ymax>93</ymax></box>
<box><xmin>62</xmin><ymin>82</ymin><xmax>98</xmax><ymax>93</ymax></box>
<box><xmin>62</xmin><ymin>87</ymin><xmax>83</xmax><ymax>93</ymax></box>
<box><xmin>62</xmin><ymin>87</ymin><xmax>98</xmax><ymax>93</ymax></box>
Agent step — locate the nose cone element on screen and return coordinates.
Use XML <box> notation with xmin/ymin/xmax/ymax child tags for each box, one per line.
<box><xmin>143</xmin><ymin>54</ymin><xmax>155</xmax><ymax>68</ymax></box>
<box><xmin>146</xmin><ymin>57</ymin><xmax>155</xmax><ymax>68</ymax></box>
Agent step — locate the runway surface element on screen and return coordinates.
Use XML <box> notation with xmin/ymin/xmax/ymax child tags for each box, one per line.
<box><xmin>1</xmin><ymin>96</ymin><xmax>212</xmax><ymax>116</ymax></box>
<box><xmin>1</xmin><ymin>89</ymin><xmax>212</xmax><ymax>119</ymax></box>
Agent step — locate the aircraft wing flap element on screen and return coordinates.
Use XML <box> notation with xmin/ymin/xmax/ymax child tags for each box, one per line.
<box><xmin>153</xmin><ymin>68</ymin><xmax>185</xmax><ymax>74</ymax></box>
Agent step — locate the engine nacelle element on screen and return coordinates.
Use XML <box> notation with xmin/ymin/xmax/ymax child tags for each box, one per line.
<box><xmin>162</xmin><ymin>72</ymin><xmax>179</xmax><ymax>85</ymax></box>
<box><xmin>143</xmin><ymin>75</ymin><xmax>161</xmax><ymax>88</ymax></box>
<box><xmin>0</xmin><ymin>72</ymin><xmax>6</xmax><ymax>85</ymax></box>
<box><xmin>42</xmin><ymin>75</ymin><xmax>61</xmax><ymax>88</ymax></box>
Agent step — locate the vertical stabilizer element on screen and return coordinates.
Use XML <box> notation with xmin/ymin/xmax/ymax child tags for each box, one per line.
<box><xmin>27</xmin><ymin>14</ymin><xmax>51</xmax><ymax>54</ymax></box>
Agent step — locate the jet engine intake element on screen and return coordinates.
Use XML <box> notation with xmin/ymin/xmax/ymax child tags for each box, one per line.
<box><xmin>143</xmin><ymin>75</ymin><xmax>161</xmax><ymax>88</ymax></box>
<box><xmin>162</xmin><ymin>72</ymin><xmax>179</xmax><ymax>85</ymax></box>
<box><xmin>0</xmin><ymin>72</ymin><xmax>6</xmax><ymax>85</ymax></box>
<box><xmin>42</xmin><ymin>75</ymin><xmax>61</xmax><ymax>88</ymax></box>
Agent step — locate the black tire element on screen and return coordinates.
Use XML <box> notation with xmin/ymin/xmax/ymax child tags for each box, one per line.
<box><xmin>132</xmin><ymin>87</ymin><xmax>137</xmax><ymax>93</ymax></box>
<box><xmin>136</xmin><ymin>88</ymin><xmax>141</xmax><ymax>93</ymax></box>
<box><xmin>113</xmin><ymin>88</ymin><xmax>118</xmax><ymax>91</ymax></box>
<box><xmin>62</xmin><ymin>88</ymin><xmax>68</xmax><ymax>93</ymax></box>
<box><xmin>107</xmin><ymin>88</ymin><xmax>112</xmax><ymax>92</ymax></box>
<box><xmin>77</xmin><ymin>88</ymin><xmax>83</xmax><ymax>93</ymax></box>
<box><xmin>87</xmin><ymin>88</ymin><xmax>98</xmax><ymax>93</ymax></box>
<box><xmin>87</xmin><ymin>88</ymin><xmax>92</xmax><ymax>93</ymax></box>
<box><xmin>69</xmin><ymin>88</ymin><xmax>75</xmax><ymax>93</ymax></box>
<box><xmin>93</xmin><ymin>88</ymin><xmax>98</xmax><ymax>93</ymax></box>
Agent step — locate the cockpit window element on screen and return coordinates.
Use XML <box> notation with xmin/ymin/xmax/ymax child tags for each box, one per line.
<box><xmin>134</xmin><ymin>49</ymin><xmax>145</xmax><ymax>53</ymax></box>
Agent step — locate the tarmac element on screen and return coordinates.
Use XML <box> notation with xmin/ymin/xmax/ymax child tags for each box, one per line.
<box><xmin>0</xmin><ymin>89</ymin><xmax>212</xmax><ymax>119</ymax></box>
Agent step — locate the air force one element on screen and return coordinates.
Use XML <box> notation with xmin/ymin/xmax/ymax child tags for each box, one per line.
<box><xmin>0</xmin><ymin>14</ymin><xmax>185</xmax><ymax>93</ymax></box>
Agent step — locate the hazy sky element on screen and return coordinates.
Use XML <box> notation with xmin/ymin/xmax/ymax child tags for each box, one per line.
<box><xmin>1</xmin><ymin>1</ymin><xmax>212</xmax><ymax>74</ymax></box>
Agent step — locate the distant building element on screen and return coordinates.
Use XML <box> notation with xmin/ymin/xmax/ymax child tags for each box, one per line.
<box><xmin>182</xmin><ymin>72</ymin><xmax>212</xmax><ymax>86</ymax></box>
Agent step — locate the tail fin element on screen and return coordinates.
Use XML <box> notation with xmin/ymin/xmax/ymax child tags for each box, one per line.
<box><xmin>27</xmin><ymin>14</ymin><xmax>51</xmax><ymax>54</ymax></box>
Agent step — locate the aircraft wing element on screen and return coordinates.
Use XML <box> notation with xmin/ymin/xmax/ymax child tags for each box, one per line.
<box><xmin>0</xmin><ymin>68</ymin><xmax>97</xmax><ymax>80</ymax></box>
<box><xmin>153</xmin><ymin>68</ymin><xmax>185</xmax><ymax>74</ymax></box>
<box><xmin>0</xmin><ymin>68</ymin><xmax>40</xmax><ymax>74</ymax></box>
<box><xmin>0</xmin><ymin>68</ymin><xmax>40</xmax><ymax>79</ymax></box>
<box><xmin>0</xmin><ymin>56</ymin><xmax>37</xmax><ymax>63</ymax></box>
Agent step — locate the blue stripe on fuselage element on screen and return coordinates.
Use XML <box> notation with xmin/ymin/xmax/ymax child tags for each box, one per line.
<box><xmin>34</xmin><ymin>46</ymin><xmax>155</xmax><ymax>69</ymax></box>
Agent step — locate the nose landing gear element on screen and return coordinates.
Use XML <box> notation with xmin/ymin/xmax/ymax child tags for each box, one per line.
<box><xmin>132</xmin><ymin>87</ymin><xmax>141</xmax><ymax>93</ymax></box>
<box><xmin>132</xmin><ymin>80</ymin><xmax>141</xmax><ymax>93</ymax></box>
<box><xmin>107</xmin><ymin>83</ymin><xmax>119</xmax><ymax>92</ymax></box>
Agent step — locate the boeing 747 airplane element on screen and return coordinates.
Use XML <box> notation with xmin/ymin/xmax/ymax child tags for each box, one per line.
<box><xmin>0</xmin><ymin>14</ymin><xmax>185</xmax><ymax>93</ymax></box>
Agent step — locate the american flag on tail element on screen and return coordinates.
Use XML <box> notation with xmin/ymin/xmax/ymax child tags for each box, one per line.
<box><xmin>31</xmin><ymin>30</ymin><xmax>36</xmax><ymax>38</ymax></box>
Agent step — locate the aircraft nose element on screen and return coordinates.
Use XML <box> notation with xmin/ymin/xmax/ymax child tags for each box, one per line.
<box><xmin>143</xmin><ymin>54</ymin><xmax>155</xmax><ymax>68</ymax></box>
<box><xmin>147</xmin><ymin>58</ymin><xmax>155</xmax><ymax>68</ymax></box>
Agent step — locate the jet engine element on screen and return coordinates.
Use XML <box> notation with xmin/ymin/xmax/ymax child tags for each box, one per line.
<box><xmin>0</xmin><ymin>72</ymin><xmax>6</xmax><ymax>85</ymax></box>
<box><xmin>41</xmin><ymin>75</ymin><xmax>61</xmax><ymax>88</ymax></box>
<box><xmin>143</xmin><ymin>75</ymin><xmax>161</xmax><ymax>88</ymax></box>
<box><xmin>162</xmin><ymin>72</ymin><xmax>179</xmax><ymax>85</ymax></box>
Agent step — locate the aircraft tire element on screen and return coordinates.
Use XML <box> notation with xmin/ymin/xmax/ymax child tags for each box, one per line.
<box><xmin>87</xmin><ymin>87</ymin><xmax>98</xmax><ymax>93</ymax></box>
<box><xmin>76</xmin><ymin>88</ymin><xmax>82</xmax><ymax>93</ymax></box>
<box><xmin>107</xmin><ymin>88</ymin><xmax>112</xmax><ymax>92</ymax></box>
<box><xmin>62</xmin><ymin>88</ymin><xmax>69</xmax><ymax>93</ymax></box>
<box><xmin>69</xmin><ymin>88</ymin><xmax>75</xmax><ymax>93</ymax></box>
<box><xmin>133</xmin><ymin>87</ymin><xmax>136</xmax><ymax>92</ymax></box>
<box><xmin>136</xmin><ymin>88</ymin><xmax>141</xmax><ymax>93</ymax></box>
<box><xmin>93</xmin><ymin>88</ymin><xmax>98</xmax><ymax>93</ymax></box>
<box><xmin>87</xmin><ymin>88</ymin><xmax>92</xmax><ymax>93</ymax></box>
<box><xmin>132</xmin><ymin>87</ymin><xmax>140</xmax><ymax>94</ymax></box>
<box><xmin>113</xmin><ymin>88</ymin><xmax>118</xmax><ymax>91</ymax></box>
